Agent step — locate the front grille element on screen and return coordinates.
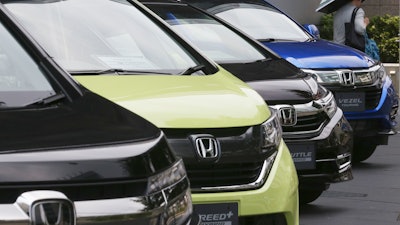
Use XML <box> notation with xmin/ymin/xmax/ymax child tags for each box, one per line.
<box><xmin>163</xmin><ymin>126</ymin><xmax>265</xmax><ymax>190</ymax></box>
<box><xmin>332</xmin><ymin>88</ymin><xmax>382</xmax><ymax>111</ymax></box>
<box><xmin>365</xmin><ymin>89</ymin><xmax>382</xmax><ymax>110</ymax></box>
<box><xmin>283</xmin><ymin>111</ymin><xmax>327</xmax><ymax>133</ymax></box>
<box><xmin>0</xmin><ymin>179</ymin><xmax>148</xmax><ymax>204</ymax></box>
<box><xmin>187</xmin><ymin>161</ymin><xmax>264</xmax><ymax>190</ymax></box>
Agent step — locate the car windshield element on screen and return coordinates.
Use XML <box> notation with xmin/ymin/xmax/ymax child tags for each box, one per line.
<box><xmin>208</xmin><ymin>3</ymin><xmax>310</xmax><ymax>42</ymax></box>
<box><xmin>147</xmin><ymin>4</ymin><xmax>267</xmax><ymax>63</ymax></box>
<box><xmin>0</xmin><ymin>20</ymin><xmax>55</xmax><ymax>107</ymax></box>
<box><xmin>4</xmin><ymin>0</ymin><xmax>201</xmax><ymax>75</ymax></box>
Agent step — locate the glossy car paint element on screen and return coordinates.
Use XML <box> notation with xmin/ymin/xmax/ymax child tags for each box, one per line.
<box><xmin>263</xmin><ymin>39</ymin><xmax>376</xmax><ymax>69</ymax></box>
<box><xmin>0</xmin><ymin>6</ymin><xmax>192</xmax><ymax>224</ymax></box>
<box><xmin>1</xmin><ymin>91</ymin><xmax>161</xmax><ymax>150</ymax></box>
<box><xmin>75</xmin><ymin>67</ymin><xmax>269</xmax><ymax>128</ymax></box>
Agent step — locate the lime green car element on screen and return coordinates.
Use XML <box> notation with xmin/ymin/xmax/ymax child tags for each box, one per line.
<box><xmin>3</xmin><ymin>0</ymin><xmax>299</xmax><ymax>224</ymax></box>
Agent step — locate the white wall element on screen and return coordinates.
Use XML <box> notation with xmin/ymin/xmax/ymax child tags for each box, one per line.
<box><xmin>267</xmin><ymin>0</ymin><xmax>324</xmax><ymax>25</ymax></box>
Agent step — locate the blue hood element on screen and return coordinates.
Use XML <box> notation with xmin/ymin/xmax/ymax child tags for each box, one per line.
<box><xmin>263</xmin><ymin>39</ymin><xmax>376</xmax><ymax>69</ymax></box>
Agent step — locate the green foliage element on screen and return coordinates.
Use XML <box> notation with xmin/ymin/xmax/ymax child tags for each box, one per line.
<box><xmin>367</xmin><ymin>15</ymin><xmax>399</xmax><ymax>63</ymax></box>
<box><xmin>319</xmin><ymin>13</ymin><xmax>334</xmax><ymax>41</ymax></box>
<box><xmin>318</xmin><ymin>13</ymin><xmax>399</xmax><ymax>63</ymax></box>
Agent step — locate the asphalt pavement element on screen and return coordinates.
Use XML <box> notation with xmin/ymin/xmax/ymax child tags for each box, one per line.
<box><xmin>300</xmin><ymin>130</ymin><xmax>400</xmax><ymax>224</ymax></box>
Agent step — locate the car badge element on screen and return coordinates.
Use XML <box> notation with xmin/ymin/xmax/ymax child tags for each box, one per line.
<box><xmin>338</xmin><ymin>70</ymin><xmax>355</xmax><ymax>86</ymax></box>
<box><xmin>16</xmin><ymin>191</ymin><xmax>76</xmax><ymax>225</ymax></box>
<box><xmin>274</xmin><ymin>105</ymin><xmax>297</xmax><ymax>126</ymax></box>
<box><xmin>189</xmin><ymin>134</ymin><xmax>221</xmax><ymax>161</ymax></box>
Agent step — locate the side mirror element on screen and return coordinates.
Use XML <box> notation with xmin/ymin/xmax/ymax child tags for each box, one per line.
<box><xmin>303</xmin><ymin>24</ymin><xmax>320</xmax><ymax>39</ymax></box>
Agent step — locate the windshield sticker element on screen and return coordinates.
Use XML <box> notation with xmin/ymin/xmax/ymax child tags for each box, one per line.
<box><xmin>96</xmin><ymin>56</ymin><xmax>155</xmax><ymax>70</ymax></box>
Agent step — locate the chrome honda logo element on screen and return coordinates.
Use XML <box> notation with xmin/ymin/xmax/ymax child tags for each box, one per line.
<box><xmin>275</xmin><ymin>105</ymin><xmax>297</xmax><ymax>126</ymax></box>
<box><xmin>195</xmin><ymin>137</ymin><xmax>219</xmax><ymax>158</ymax></box>
<box><xmin>31</xmin><ymin>200</ymin><xmax>75</xmax><ymax>225</ymax></box>
<box><xmin>338</xmin><ymin>70</ymin><xmax>355</xmax><ymax>86</ymax></box>
<box><xmin>189</xmin><ymin>135</ymin><xmax>220</xmax><ymax>161</ymax></box>
<box><xmin>16</xmin><ymin>191</ymin><xmax>76</xmax><ymax>225</ymax></box>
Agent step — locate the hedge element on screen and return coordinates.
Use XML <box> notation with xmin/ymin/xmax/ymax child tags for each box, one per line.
<box><xmin>319</xmin><ymin>14</ymin><xmax>399</xmax><ymax>63</ymax></box>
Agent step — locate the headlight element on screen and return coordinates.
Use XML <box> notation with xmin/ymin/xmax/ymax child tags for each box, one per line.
<box><xmin>354</xmin><ymin>65</ymin><xmax>387</xmax><ymax>85</ymax></box>
<box><xmin>261</xmin><ymin>108</ymin><xmax>282</xmax><ymax>151</ymax></box>
<box><xmin>373</xmin><ymin>64</ymin><xmax>387</xmax><ymax>81</ymax></box>
<box><xmin>303</xmin><ymin>64</ymin><xmax>387</xmax><ymax>86</ymax></box>
<box><xmin>147</xmin><ymin>159</ymin><xmax>187</xmax><ymax>194</ymax></box>
<box><xmin>324</xmin><ymin>95</ymin><xmax>337</xmax><ymax>118</ymax></box>
<box><xmin>304</xmin><ymin>70</ymin><xmax>340</xmax><ymax>84</ymax></box>
<box><xmin>316</xmin><ymin>92</ymin><xmax>337</xmax><ymax>118</ymax></box>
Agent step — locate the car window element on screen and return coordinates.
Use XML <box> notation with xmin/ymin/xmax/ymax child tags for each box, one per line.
<box><xmin>148</xmin><ymin>4</ymin><xmax>267</xmax><ymax>63</ymax></box>
<box><xmin>0</xmin><ymin>21</ymin><xmax>55</xmax><ymax>107</ymax></box>
<box><xmin>4</xmin><ymin>0</ymin><xmax>203</xmax><ymax>75</ymax></box>
<box><xmin>209</xmin><ymin>3</ymin><xmax>310</xmax><ymax>42</ymax></box>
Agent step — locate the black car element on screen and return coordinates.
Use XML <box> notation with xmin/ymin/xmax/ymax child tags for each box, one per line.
<box><xmin>141</xmin><ymin>0</ymin><xmax>354</xmax><ymax>203</ymax></box>
<box><xmin>0</xmin><ymin>7</ymin><xmax>191</xmax><ymax>225</ymax></box>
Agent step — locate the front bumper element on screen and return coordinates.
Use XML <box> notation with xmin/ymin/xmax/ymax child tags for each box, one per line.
<box><xmin>332</xmin><ymin>77</ymin><xmax>398</xmax><ymax>137</ymax></box>
<box><xmin>285</xmin><ymin>108</ymin><xmax>353</xmax><ymax>190</ymax></box>
<box><xmin>0</xmin><ymin>178</ymin><xmax>192</xmax><ymax>225</ymax></box>
<box><xmin>191</xmin><ymin>141</ymin><xmax>299</xmax><ymax>225</ymax></box>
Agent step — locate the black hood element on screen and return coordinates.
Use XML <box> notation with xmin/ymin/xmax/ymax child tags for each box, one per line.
<box><xmin>247</xmin><ymin>78</ymin><xmax>322</xmax><ymax>105</ymax></box>
<box><xmin>0</xmin><ymin>90</ymin><xmax>161</xmax><ymax>152</ymax></box>
<box><xmin>0</xmin><ymin>93</ymin><xmax>175</xmax><ymax>202</ymax></box>
<box><xmin>220</xmin><ymin>58</ymin><xmax>302</xmax><ymax>82</ymax></box>
<box><xmin>0</xmin><ymin>134</ymin><xmax>178</xmax><ymax>203</ymax></box>
<box><xmin>221</xmin><ymin>59</ymin><xmax>322</xmax><ymax>105</ymax></box>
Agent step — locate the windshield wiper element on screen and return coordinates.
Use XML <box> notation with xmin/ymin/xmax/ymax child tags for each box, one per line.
<box><xmin>307</xmin><ymin>37</ymin><xmax>317</xmax><ymax>42</ymax></box>
<box><xmin>24</xmin><ymin>93</ymin><xmax>66</xmax><ymax>107</ymax></box>
<box><xmin>180</xmin><ymin>64</ymin><xmax>206</xmax><ymax>75</ymax></box>
<box><xmin>69</xmin><ymin>69</ymin><xmax>172</xmax><ymax>75</ymax></box>
<box><xmin>258</xmin><ymin>38</ymin><xmax>297</xmax><ymax>42</ymax></box>
<box><xmin>247</xmin><ymin>58</ymin><xmax>272</xmax><ymax>64</ymax></box>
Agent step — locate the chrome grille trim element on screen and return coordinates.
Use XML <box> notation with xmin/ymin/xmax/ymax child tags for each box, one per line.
<box><xmin>316</xmin><ymin>153</ymin><xmax>352</xmax><ymax>173</ymax></box>
<box><xmin>192</xmin><ymin>151</ymin><xmax>277</xmax><ymax>192</ymax></box>
<box><xmin>281</xmin><ymin>101</ymin><xmax>328</xmax><ymax>136</ymax></box>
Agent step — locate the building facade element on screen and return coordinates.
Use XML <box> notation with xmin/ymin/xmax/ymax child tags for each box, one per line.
<box><xmin>268</xmin><ymin>0</ymin><xmax>323</xmax><ymax>24</ymax></box>
<box><xmin>363</xmin><ymin>0</ymin><xmax>399</xmax><ymax>17</ymax></box>
<box><xmin>268</xmin><ymin>0</ymin><xmax>399</xmax><ymax>25</ymax></box>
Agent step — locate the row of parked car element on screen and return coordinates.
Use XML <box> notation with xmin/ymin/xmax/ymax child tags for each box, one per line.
<box><xmin>0</xmin><ymin>0</ymin><xmax>397</xmax><ymax>225</ymax></box>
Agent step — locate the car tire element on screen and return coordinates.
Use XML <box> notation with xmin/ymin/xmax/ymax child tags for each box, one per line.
<box><xmin>299</xmin><ymin>189</ymin><xmax>324</xmax><ymax>204</ymax></box>
<box><xmin>352</xmin><ymin>142</ymin><xmax>377</xmax><ymax>163</ymax></box>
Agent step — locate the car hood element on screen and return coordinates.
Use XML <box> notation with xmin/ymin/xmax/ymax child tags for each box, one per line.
<box><xmin>247</xmin><ymin>77</ymin><xmax>320</xmax><ymax>105</ymax></box>
<box><xmin>0</xmin><ymin>91</ymin><xmax>160</xmax><ymax>152</ymax></box>
<box><xmin>75</xmin><ymin>69</ymin><xmax>269</xmax><ymax>128</ymax></box>
<box><xmin>0</xmin><ymin>134</ymin><xmax>174</xmax><ymax>183</ymax></box>
<box><xmin>0</xmin><ymin>91</ymin><xmax>172</xmax><ymax>183</ymax></box>
<box><xmin>220</xmin><ymin>59</ymin><xmax>316</xmax><ymax>105</ymax></box>
<box><xmin>263</xmin><ymin>39</ymin><xmax>376</xmax><ymax>69</ymax></box>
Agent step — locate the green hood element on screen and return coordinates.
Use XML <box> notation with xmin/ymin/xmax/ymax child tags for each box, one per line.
<box><xmin>75</xmin><ymin>68</ymin><xmax>270</xmax><ymax>128</ymax></box>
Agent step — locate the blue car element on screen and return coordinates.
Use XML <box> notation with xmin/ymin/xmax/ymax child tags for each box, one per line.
<box><xmin>186</xmin><ymin>0</ymin><xmax>399</xmax><ymax>162</ymax></box>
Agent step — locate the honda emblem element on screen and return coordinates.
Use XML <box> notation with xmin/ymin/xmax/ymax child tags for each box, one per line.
<box><xmin>31</xmin><ymin>200</ymin><xmax>75</xmax><ymax>225</ymax></box>
<box><xmin>338</xmin><ymin>70</ymin><xmax>355</xmax><ymax>86</ymax></box>
<box><xmin>189</xmin><ymin>134</ymin><xmax>221</xmax><ymax>161</ymax></box>
<box><xmin>273</xmin><ymin>105</ymin><xmax>297</xmax><ymax>126</ymax></box>
<box><xmin>16</xmin><ymin>191</ymin><xmax>76</xmax><ymax>225</ymax></box>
